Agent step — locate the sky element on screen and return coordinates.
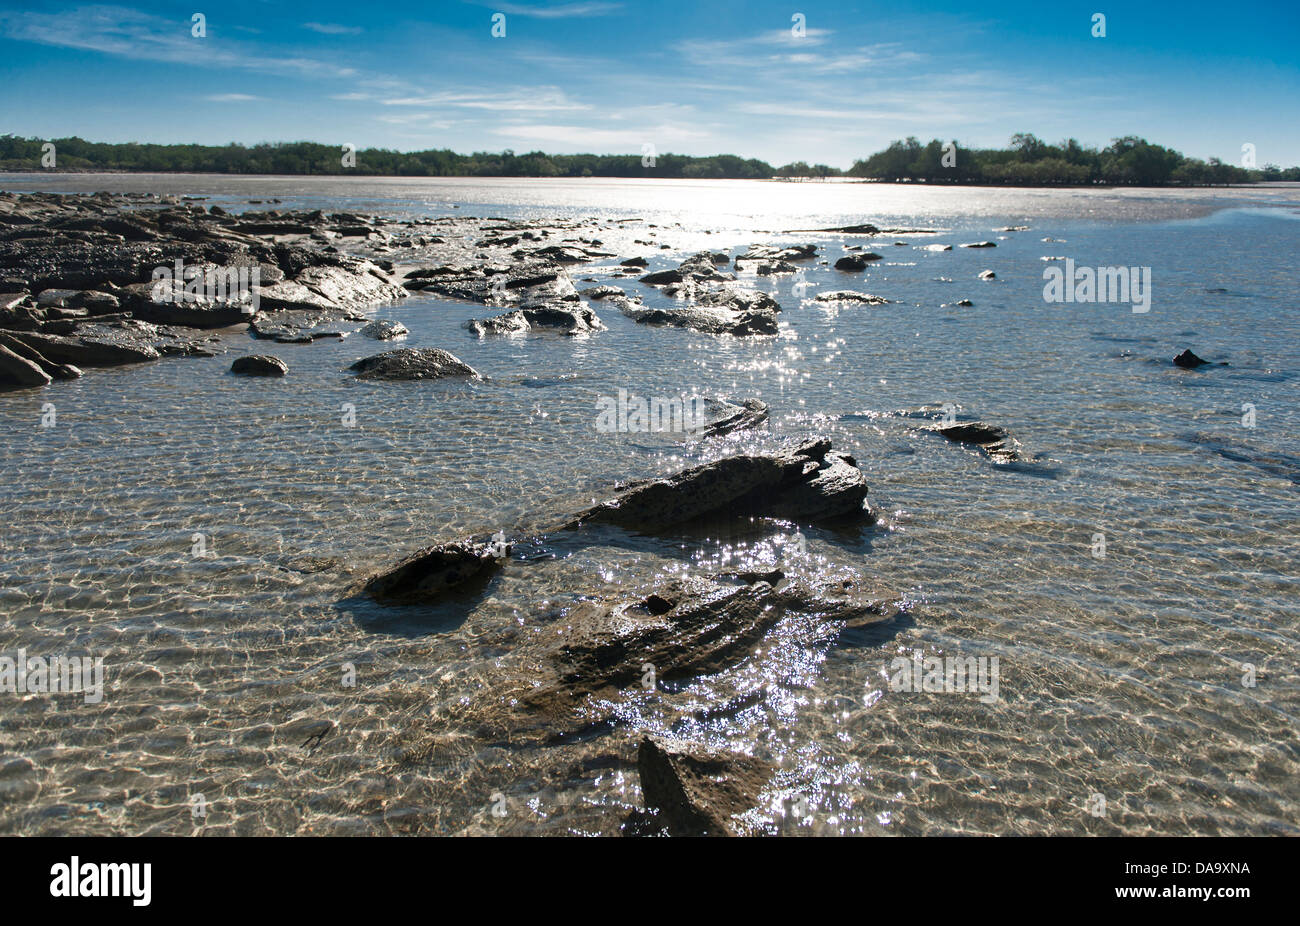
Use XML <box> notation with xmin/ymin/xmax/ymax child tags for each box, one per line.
<box><xmin>1</xmin><ymin>0</ymin><xmax>1297</xmax><ymax>169</ymax></box>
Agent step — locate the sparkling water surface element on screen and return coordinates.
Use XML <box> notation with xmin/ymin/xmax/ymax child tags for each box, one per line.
<box><xmin>1</xmin><ymin>175</ymin><xmax>1298</xmax><ymax>835</ymax></box>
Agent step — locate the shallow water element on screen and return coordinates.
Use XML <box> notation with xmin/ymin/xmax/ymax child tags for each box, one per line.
<box><xmin>1</xmin><ymin>175</ymin><xmax>1298</xmax><ymax>835</ymax></box>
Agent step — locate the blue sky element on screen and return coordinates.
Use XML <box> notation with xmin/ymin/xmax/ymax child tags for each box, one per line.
<box><xmin>1</xmin><ymin>0</ymin><xmax>1297</xmax><ymax>168</ymax></box>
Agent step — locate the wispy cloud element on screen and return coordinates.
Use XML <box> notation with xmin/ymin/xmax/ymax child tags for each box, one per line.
<box><xmin>469</xmin><ymin>1</ymin><xmax>623</xmax><ymax>17</ymax></box>
<box><xmin>382</xmin><ymin>88</ymin><xmax>591</xmax><ymax>112</ymax></box>
<box><xmin>490</xmin><ymin>122</ymin><xmax>709</xmax><ymax>149</ymax></box>
<box><xmin>0</xmin><ymin>5</ymin><xmax>356</xmax><ymax>78</ymax></box>
<box><xmin>204</xmin><ymin>93</ymin><xmax>263</xmax><ymax>102</ymax></box>
<box><xmin>303</xmin><ymin>22</ymin><xmax>362</xmax><ymax>35</ymax></box>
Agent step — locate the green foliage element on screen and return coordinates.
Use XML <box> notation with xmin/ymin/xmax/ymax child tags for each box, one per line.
<box><xmin>847</xmin><ymin>134</ymin><xmax>1298</xmax><ymax>185</ymax></box>
<box><xmin>0</xmin><ymin>136</ymin><xmax>775</xmax><ymax>179</ymax></box>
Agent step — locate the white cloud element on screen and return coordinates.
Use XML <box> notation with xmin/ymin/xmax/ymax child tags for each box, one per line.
<box><xmin>204</xmin><ymin>93</ymin><xmax>262</xmax><ymax>102</ymax></box>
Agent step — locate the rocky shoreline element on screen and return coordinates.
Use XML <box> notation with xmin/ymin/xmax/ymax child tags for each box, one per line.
<box><xmin>2</xmin><ymin>189</ymin><xmax>1226</xmax><ymax>835</ymax></box>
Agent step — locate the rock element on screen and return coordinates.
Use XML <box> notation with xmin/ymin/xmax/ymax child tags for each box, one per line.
<box><xmin>834</xmin><ymin>253</ymin><xmax>881</xmax><ymax>271</ymax></box>
<box><xmin>527</xmin><ymin>577</ymin><xmax>788</xmax><ymax>712</ymax></box>
<box><xmin>231</xmin><ymin>354</ymin><xmax>287</xmax><ymax>377</ymax></box>
<box><xmin>349</xmin><ymin>347</ymin><xmax>480</xmax><ymax>381</ymax></box>
<box><xmin>359</xmin><ymin>319</ymin><xmax>408</xmax><ymax>340</ymax></box>
<box><xmin>635</xmin><ymin>737</ymin><xmax>775</xmax><ymax>836</ymax></box>
<box><xmin>978</xmin><ymin>270</ymin><xmax>996</xmax><ymax>280</ymax></box>
<box><xmin>621</xmin><ymin>289</ymin><xmax>778</xmax><ymax>336</ymax></box>
<box><xmin>250</xmin><ymin>306</ymin><xmax>366</xmax><ymax>342</ymax></box>
<box><xmin>566</xmin><ymin>437</ymin><xmax>868</xmax><ymax>532</ymax></box>
<box><xmin>465</xmin><ymin>304</ymin><xmax>603</xmax><ymax>337</ymax></box>
<box><xmin>700</xmin><ymin>398</ymin><xmax>769</xmax><ymax>438</ymax></box>
<box><xmin>0</xmin><ymin>342</ymin><xmax>51</xmax><ymax>387</ymax></box>
<box><xmin>5</xmin><ymin>324</ymin><xmax>160</xmax><ymax>366</ymax></box>
<box><xmin>960</xmin><ymin>241</ymin><xmax>996</xmax><ymax>248</ymax></box>
<box><xmin>413</xmin><ymin>264</ymin><xmax>575</xmax><ymax>306</ymax></box>
<box><xmin>935</xmin><ymin>421</ymin><xmax>1021</xmax><ymax>462</ymax></box>
<box><xmin>0</xmin><ymin>332</ymin><xmax>81</xmax><ymax>380</ymax></box>
<box><xmin>815</xmin><ymin>290</ymin><xmax>889</xmax><ymax>305</ymax></box>
<box><xmin>785</xmin><ymin>223</ymin><xmax>880</xmax><ymax>234</ymax></box>
<box><xmin>578</xmin><ymin>285</ymin><xmax>624</xmax><ymax>300</ymax></box>
<box><xmin>619</xmin><ymin>257</ymin><xmax>649</xmax><ymax>268</ymax></box>
<box><xmin>919</xmin><ymin>244</ymin><xmax>952</xmax><ymax>251</ymax></box>
<box><xmin>952</xmin><ymin>299</ymin><xmax>973</xmax><ymax>306</ymax></box>
<box><xmin>365</xmin><ymin>535</ymin><xmax>510</xmax><ymax>604</ymax></box>
<box><xmin>1173</xmin><ymin>348</ymin><xmax>1210</xmax><ymax>369</ymax></box>
<box><xmin>639</xmin><ymin>268</ymin><xmax>683</xmax><ymax>286</ymax></box>
<box><xmin>735</xmin><ymin>244</ymin><xmax>817</xmax><ymax>263</ymax></box>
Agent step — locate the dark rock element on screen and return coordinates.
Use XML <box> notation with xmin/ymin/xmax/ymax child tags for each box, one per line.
<box><xmin>619</xmin><ymin>257</ymin><xmax>649</xmax><ymax>268</ymax></box>
<box><xmin>1173</xmin><ymin>348</ymin><xmax>1210</xmax><ymax>369</ymax></box>
<box><xmin>935</xmin><ymin>421</ymin><xmax>1021</xmax><ymax>462</ymax></box>
<box><xmin>349</xmin><ymin>347</ymin><xmax>480</xmax><ymax>381</ymax></box>
<box><xmin>566</xmin><ymin>437</ymin><xmax>868</xmax><ymax>532</ymax></box>
<box><xmin>960</xmin><ymin>241</ymin><xmax>997</xmax><ymax>248</ymax></box>
<box><xmin>978</xmin><ymin>270</ymin><xmax>996</xmax><ymax>280</ymax></box>
<box><xmin>465</xmin><ymin>303</ymin><xmax>603</xmax><ymax>337</ymax></box>
<box><xmin>621</xmin><ymin>286</ymin><xmax>780</xmax><ymax>336</ymax></box>
<box><xmin>0</xmin><ymin>343</ymin><xmax>51</xmax><ymax>387</ymax></box>
<box><xmin>834</xmin><ymin>253</ymin><xmax>881</xmax><ymax>271</ymax></box>
<box><xmin>700</xmin><ymin>398</ymin><xmax>769</xmax><ymax>438</ymax></box>
<box><xmin>636</xmin><ymin>737</ymin><xmax>775</xmax><ymax>836</ymax></box>
<box><xmin>639</xmin><ymin>268</ymin><xmax>683</xmax><ymax>286</ymax></box>
<box><xmin>231</xmin><ymin>354</ymin><xmax>287</xmax><ymax>377</ymax></box>
<box><xmin>0</xmin><ymin>332</ymin><xmax>81</xmax><ymax>380</ymax></box>
<box><xmin>815</xmin><ymin>290</ymin><xmax>888</xmax><ymax>305</ymax></box>
<box><xmin>365</xmin><ymin>535</ymin><xmax>510</xmax><ymax>604</ymax></box>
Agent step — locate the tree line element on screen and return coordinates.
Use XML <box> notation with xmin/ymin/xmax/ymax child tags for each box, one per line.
<box><xmin>843</xmin><ymin>134</ymin><xmax>1300</xmax><ymax>185</ymax></box>
<box><xmin>1</xmin><ymin>133</ymin><xmax>1295</xmax><ymax>184</ymax></box>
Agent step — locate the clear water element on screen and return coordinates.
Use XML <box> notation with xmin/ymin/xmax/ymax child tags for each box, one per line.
<box><xmin>1</xmin><ymin>175</ymin><xmax>1298</xmax><ymax>835</ymax></box>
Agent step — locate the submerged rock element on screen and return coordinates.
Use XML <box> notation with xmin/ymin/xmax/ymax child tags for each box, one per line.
<box><xmin>516</xmin><ymin>573</ymin><xmax>897</xmax><ymax>725</ymax></box>
<box><xmin>960</xmin><ymin>241</ymin><xmax>996</xmax><ymax>248</ymax></box>
<box><xmin>634</xmin><ymin>737</ymin><xmax>776</xmax><ymax>837</ymax></box>
<box><xmin>349</xmin><ymin>347</ymin><xmax>480</xmax><ymax>381</ymax></box>
<box><xmin>699</xmin><ymin>398</ymin><xmax>769</xmax><ymax>438</ymax></box>
<box><xmin>231</xmin><ymin>354</ymin><xmax>287</xmax><ymax>377</ymax></box>
<box><xmin>935</xmin><ymin>421</ymin><xmax>1021</xmax><ymax>462</ymax></box>
<box><xmin>978</xmin><ymin>270</ymin><xmax>996</xmax><ymax>280</ymax></box>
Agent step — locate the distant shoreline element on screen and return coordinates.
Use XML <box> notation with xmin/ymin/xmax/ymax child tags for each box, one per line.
<box><xmin>1</xmin><ymin>168</ymin><xmax>1291</xmax><ymax>190</ymax></box>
